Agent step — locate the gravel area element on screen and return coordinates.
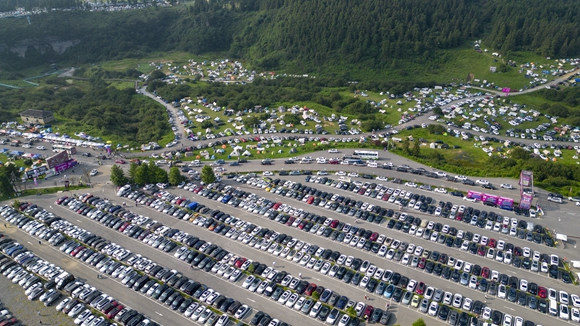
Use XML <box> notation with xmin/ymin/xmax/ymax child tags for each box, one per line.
<box><xmin>0</xmin><ymin>261</ymin><xmax>76</xmax><ymax>326</ymax></box>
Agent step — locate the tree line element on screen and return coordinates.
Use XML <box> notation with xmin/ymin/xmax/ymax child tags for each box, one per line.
<box><xmin>2</xmin><ymin>0</ymin><xmax>580</xmax><ymax>78</ymax></box>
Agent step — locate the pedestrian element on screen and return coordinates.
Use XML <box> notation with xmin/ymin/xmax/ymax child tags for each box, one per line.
<box><xmin>272</xmin><ymin>261</ymin><xmax>276</xmax><ymax>267</ymax></box>
<box><xmin>37</xmin><ymin>311</ymin><xmax>40</xmax><ymax>316</ymax></box>
<box><xmin>3</xmin><ymin>223</ymin><xmax>5</xmax><ymax>228</ymax></box>
<box><xmin>39</xmin><ymin>321</ymin><xmax>42</xmax><ymax>325</ymax></box>
<box><xmin>38</xmin><ymin>240</ymin><xmax>41</xmax><ymax>245</ymax></box>
<box><xmin>484</xmin><ymin>294</ymin><xmax>488</xmax><ymax>299</ymax></box>
<box><xmin>298</xmin><ymin>273</ymin><xmax>302</xmax><ymax>279</ymax></box>
<box><xmin>364</xmin><ymin>295</ymin><xmax>368</xmax><ymax>300</ymax></box>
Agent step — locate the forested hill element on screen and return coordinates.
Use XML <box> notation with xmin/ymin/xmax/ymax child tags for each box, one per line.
<box><xmin>1</xmin><ymin>0</ymin><xmax>580</xmax><ymax>75</ymax></box>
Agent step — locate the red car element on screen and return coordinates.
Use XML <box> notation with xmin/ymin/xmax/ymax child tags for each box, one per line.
<box><xmin>118</xmin><ymin>222</ymin><xmax>131</xmax><ymax>232</ymax></box>
<box><xmin>488</xmin><ymin>238</ymin><xmax>497</xmax><ymax>248</ymax></box>
<box><xmin>304</xmin><ymin>283</ymin><xmax>317</xmax><ymax>296</ymax></box>
<box><xmin>56</xmin><ymin>196</ymin><xmax>68</xmax><ymax>204</ymax></box>
<box><xmin>115</xmin><ymin>159</ymin><xmax>125</xmax><ymax>164</ymax></box>
<box><xmin>477</xmin><ymin>245</ymin><xmax>486</xmax><ymax>256</ymax></box>
<box><xmin>329</xmin><ymin>220</ymin><xmax>339</xmax><ymax>228</ymax></box>
<box><xmin>106</xmin><ymin>305</ymin><xmax>124</xmax><ymax>319</ymax></box>
<box><xmin>481</xmin><ymin>267</ymin><xmax>490</xmax><ymax>279</ymax></box>
<box><xmin>70</xmin><ymin>246</ymin><xmax>85</xmax><ymax>257</ymax></box>
<box><xmin>234</xmin><ymin>258</ymin><xmax>247</xmax><ymax>268</ymax></box>
<box><xmin>369</xmin><ymin>232</ymin><xmax>379</xmax><ymax>242</ymax></box>
<box><xmin>418</xmin><ymin>258</ymin><xmax>426</xmax><ymax>269</ymax></box>
<box><xmin>363</xmin><ymin>305</ymin><xmax>374</xmax><ymax>320</ymax></box>
<box><xmin>538</xmin><ymin>286</ymin><xmax>547</xmax><ymax>298</ymax></box>
<box><xmin>382</xmin><ymin>194</ymin><xmax>391</xmax><ymax>201</ymax></box>
<box><xmin>307</xmin><ymin>197</ymin><xmax>315</xmax><ymax>205</ymax></box>
<box><xmin>415</xmin><ymin>282</ymin><xmax>426</xmax><ymax>295</ymax></box>
<box><xmin>286</xmin><ymin>217</ymin><xmax>296</xmax><ymax>226</ymax></box>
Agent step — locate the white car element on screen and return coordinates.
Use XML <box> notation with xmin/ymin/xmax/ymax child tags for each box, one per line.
<box><xmin>36</xmin><ymin>146</ymin><xmax>46</xmax><ymax>150</ymax></box>
<box><xmin>335</xmin><ymin>171</ymin><xmax>346</xmax><ymax>176</ymax></box>
<box><xmin>434</xmin><ymin>188</ymin><xmax>447</xmax><ymax>194</ymax></box>
<box><xmin>90</xmin><ymin>169</ymin><xmax>98</xmax><ymax>176</ymax></box>
<box><xmin>263</xmin><ymin>171</ymin><xmax>274</xmax><ymax>176</ymax></box>
<box><xmin>500</xmin><ymin>184</ymin><xmax>513</xmax><ymax>189</ymax></box>
<box><xmin>405</xmin><ymin>182</ymin><xmax>417</xmax><ymax>188</ymax></box>
<box><xmin>475</xmin><ymin>179</ymin><xmax>489</xmax><ymax>185</ymax></box>
<box><xmin>428</xmin><ymin>301</ymin><xmax>439</xmax><ymax>316</ymax></box>
<box><xmin>328</xmin><ymin>149</ymin><xmax>339</xmax><ymax>153</ymax></box>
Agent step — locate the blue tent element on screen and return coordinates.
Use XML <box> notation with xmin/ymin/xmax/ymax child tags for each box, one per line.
<box><xmin>9</xmin><ymin>150</ymin><xmax>23</xmax><ymax>156</ymax></box>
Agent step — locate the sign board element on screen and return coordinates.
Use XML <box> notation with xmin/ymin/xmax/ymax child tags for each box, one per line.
<box><xmin>46</xmin><ymin>151</ymin><xmax>70</xmax><ymax>169</ymax></box>
<box><xmin>54</xmin><ymin>159</ymin><xmax>77</xmax><ymax>174</ymax></box>
<box><xmin>24</xmin><ymin>166</ymin><xmax>48</xmax><ymax>179</ymax></box>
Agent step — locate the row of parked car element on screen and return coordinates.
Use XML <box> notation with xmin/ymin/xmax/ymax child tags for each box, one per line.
<box><xmin>189</xmin><ymin>178</ymin><xmax>561</xmax><ymax>325</ymax></box>
<box><xmin>115</xmin><ymin>187</ymin><xmax>368</xmax><ymax>326</ymax></box>
<box><xmin>52</xmin><ymin>195</ymin><xmax>257</xmax><ymax>326</ymax></box>
<box><xmin>240</xmin><ymin>175</ymin><xmax>567</xmax><ymax>283</ymax></box>
<box><xmin>133</xmin><ymin>182</ymin><xmax>514</xmax><ymax>326</ymax></box>
<box><xmin>0</xmin><ymin>203</ymin><xmax>161</xmax><ymax>326</ymax></box>
<box><xmin>0</xmin><ymin>299</ymin><xmax>16</xmax><ymax>326</ymax></box>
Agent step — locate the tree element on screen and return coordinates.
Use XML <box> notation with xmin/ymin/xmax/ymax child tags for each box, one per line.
<box><xmin>134</xmin><ymin>163</ymin><xmax>151</xmax><ymax>186</ymax></box>
<box><xmin>510</xmin><ymin>147</ymin><xmax>531</xmax><ymax>160</ymax></box>
<box><xmin>168</xmin><ymin>167</ymin><xmax>185</xmax><ymax>186</ymax></box>
<box><xmin>128</xmin><ymin>162</ymin><xmax>139</xmax><ymax>183</ymax></box>
<box><xmin>148</xmin><ymin>70</ymin><xmax>166</xmax><ymax>81</ymax></box>
<box><xmin>110</xmin><ymin>165</ymin><xmax>128</xmax><ymax>186</ymax></box>
<box><xmin>412</xmin><ymin>139</ymin><xmax>421</xmax><ymax>156</ymax></box>
<box><xmin>412</xmin><ymin>318</ymin><xmax>426</xmax><ymax>326</ymax></box>
<box><xmin>201</xmin><ymin>165</ymin><xmax>216</xmax><ymax>184</ymax></box>
<box><xmin>201</xmin><ymin>120</ymin><xmax>214</xmax><ymax>129</ymax></box>
<box><xmin>402</xmin><ymin>138</ymin><xmax>410</xmax><ymax>154</ymax></box>
<box><xmin>244</xmin><ymin>116</ymin><xmax>261</xmax><ymax>128</ymax></box>
<box><xmin>433</xmin><ymin>107</ymin><xmax>443</xmax><ymax>116</ymax></box>
<box><xmin>0</xmin><ymin>172</ymin><xmax>15</xmax><ymax>198</ymax></box>
<box><xmin>148</xmin><ymin>161</ymin><xmax>168</xmax><ymax>184</ymax></box>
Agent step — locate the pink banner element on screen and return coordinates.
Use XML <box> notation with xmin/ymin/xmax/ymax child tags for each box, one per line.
<box><xmin>497</xmin><ymin>197</ymin><xmax>514</xmax><ymax>207</ymax></box>
<box><xmin>54</xmin><ymin>159</ymin><xmax>78</xmax><ymax>174</ymax></box>
<box><xmin>482</xmin><ymin>193</ymin><xmax>499</xmax><ymax>204</ymax></box>
<box><xmin>467</xmin><ymin>191</ymin><xmax>482</xmax><ymax>200</ymax></box>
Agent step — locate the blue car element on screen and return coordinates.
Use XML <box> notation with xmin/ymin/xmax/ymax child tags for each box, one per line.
<box><xmin>383</xmin><ymin>284</ymin><xmax>396</xmax><ymax>298</ymax></box>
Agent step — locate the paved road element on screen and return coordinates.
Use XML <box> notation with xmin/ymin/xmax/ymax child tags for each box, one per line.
<box><xmin>1</xmin><ymin>218</ymin><xmax>181</xmax><ymax>326</ymax></box>
<box><xmin>6</xmin><ymin>175</ymin><xmax>578</xmax><ymax>326</ymax></box>
<box><xmin>469</xmin><ymin>69</ymin><xmax>580</xmax><ymax>96</ymax></box>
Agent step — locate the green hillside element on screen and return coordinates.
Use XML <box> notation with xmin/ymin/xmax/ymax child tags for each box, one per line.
<box><xmin>1</xmin><ymin>0</ymin><xmax>580</xmax><ymax>79</ymax></box>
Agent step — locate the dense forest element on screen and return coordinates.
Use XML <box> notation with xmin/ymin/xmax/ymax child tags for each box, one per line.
<box><xmin>0</xmin><ymin>78</ymin><xmax>170</xmax><ymax>144</ymax></box>
<box><xmin>1</xmin><ymin>0</ymin><xmax>580</xmax><ymax>76</ymax></box>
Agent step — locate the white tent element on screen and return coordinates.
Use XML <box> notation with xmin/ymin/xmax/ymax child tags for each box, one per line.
<box><xmin>242</xmin><ymin>150</ymin><xmax>252</xmax><ymax>156</ymax></box>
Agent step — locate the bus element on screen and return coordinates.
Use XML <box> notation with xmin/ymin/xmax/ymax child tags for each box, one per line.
<box><xmin>342</xmin><ymin>155</ymin><xmax>363</xmax><ymax>164</ymax></box>
<box><xmin>353</xmin><ymin>150</ymin><xmax>379</xmax><ymax>160</ymax></box>
<box><xmin>51</xmin><ymin>144</ymin><xmax>77</xmax><ymax>155</ymax></box>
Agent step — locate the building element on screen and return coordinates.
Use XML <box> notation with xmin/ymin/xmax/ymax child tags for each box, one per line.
<box><xmin>19</xmin><ymin>109</ymin><xmax>55</xmax><ymax>124</ymax></box>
